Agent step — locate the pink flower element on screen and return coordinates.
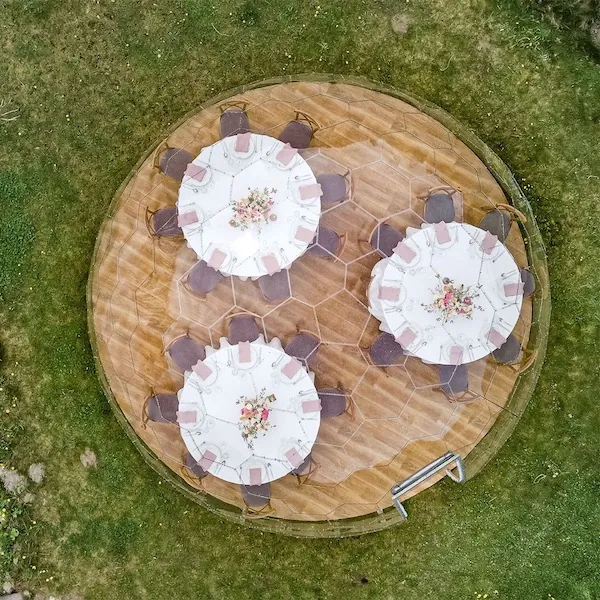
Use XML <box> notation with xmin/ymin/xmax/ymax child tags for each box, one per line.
<box><xmin>261</xmin><ymin>409</ymin><xmax>269</xmax><ymax>420</ymax></box>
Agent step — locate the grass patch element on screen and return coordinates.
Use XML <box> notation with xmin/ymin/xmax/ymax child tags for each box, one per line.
<box><xmin>0</xmin><ymin>0</ymin><xmax>600</xmax><ymax>598</ymax></box>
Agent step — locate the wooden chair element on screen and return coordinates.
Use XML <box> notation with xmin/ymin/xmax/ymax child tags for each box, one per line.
<box><xmin>291</xmin><ymin>453</ymin><xmax>319</xmax><ymax>485</ymax></box>
<box><xmin>144</xmin><ymin>206</ymin><xmax>183</xmax><ymax>239</ymax></box>
<box><xmin>307</xmin><ymin>228</ymin><xmax>347</xmax><ymax>259</ymax></box>
<box><xmin>419</xmin><ymin>185</ymin><xmax>457</xmax><ymax>224</ymax></box>
<box><xmin>434</xmin><ymin>365</ymin><xmax>481</xmax><ymax>403</ymax></box>
<box><xmin>479</xmin><ymin>203</ymin><xmax>527</xmax><ymax>243</ymax></box>
<box><xmin>278</xmin><ymin>110</ymin><xmax>320</xmax><ymax>149</ymax></box>
<box><xmin>317</xmin><ymin>387</ymin><xmax>355</xmax><ymax>419</ymax></box>
<box><xmin>152</xmin><ymin>140</ymin><xmax>193</xmax><ymax>182</ymax></box>
<box><xmin>316</xmin><ymin>170</ymin><xmax>351</xmax><ymax>205</ymax></box>
<box><xmin>141</xmin><ymin>390</ymin><xmax>179</xmax><ymax>429</ymax></box>
<box><xmin>219</xmin><ymin>100</ymin><xmax>250</xmax><ymax>138</ymax></box>
<box><xmin>241</xmin><ymin>484</ymin><xmax>274</xmax><ymax>519</ymax></box>
<box><xmin>179</xmin><ymin>452</ymin><xmax>209</xmax><ymax>488</ymax></box>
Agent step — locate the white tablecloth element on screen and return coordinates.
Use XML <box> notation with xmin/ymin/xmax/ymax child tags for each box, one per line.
<box><xmin>177</xmin><ymin>134</ymin><xmax>321</xmax><ymax>279</ymax></box>
<box><xmin>368</xmin><ymin>222</ymin><xmax>523</xmax><ymax>364</ymax></box>
<box><xmin>178</xmin><ymin>338</ymin><xmax>320</xmax><ymax>484</ymax></box>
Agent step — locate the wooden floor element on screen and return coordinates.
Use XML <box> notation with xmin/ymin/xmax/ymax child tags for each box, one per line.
<box><xmin>90</xmin><ymin>82</ymin><xmax>533</xmax><ymax>521</ymax></box>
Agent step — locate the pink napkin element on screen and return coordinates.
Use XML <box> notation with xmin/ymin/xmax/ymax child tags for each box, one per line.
<box><xmin>396</xmin><ymin>327</ymin><xmax>417</xmax><ymax>349</ymax></box>
<box><xmin>487</xmin><ymin>328</ymin><xmax>506</xmax><ymax>349</ymax></box>
<box><xmin>276</xmin><ymin>143</ymin><xmax>298</xmax><ymax>166</ymax></box>
<box><xmin>177</xmin><ymin>210</ymin><xmax>199</xmax><ymax>227</ymax></box>
<box><xmin>208</xmin><ymin>249</ymin><xmax>227</xmax><ymax>269</ymax></box>
<box><xmin>192</xmin><ymin>360</ymin><xmax>213</xmax><ymax>380</ymax></box>
<box><xmin>299</xmin><ymin>183</ymin><xmax>323</xmax><ymax>200</ymax></box>
<box><xmin>198</xmin><ymin>450</ymin><xmax>216</xmax><ymax>470</ymax></box>
<box><xmin>378</xmin><ymin>286</ymin><xmax>400</xmax><ymax>302</ymax></box>
<box><xmin>504</xmin><ymin>282</ymin><xmax>524</xmax><ymax>296</ymax></box>
<box><xmin>295</xmin><ymin>225</ymin><xmax>316</xmax><ymax>243</ymax></box>
<box><xmin>434</xmin><ymin>221</ymin><xmax>451</xmax><ymax>244</ymax></box>
<box><xmin>184</xmin><ymin>164</ymin><xmax>207</xmax><ymax>182</ymax></box>
<box><xmin>249</xmin><ymin>467</ymin><xmax>262</xmax><ymax>486</ymax></box>
<box><xmin>449</xmin><ymin>346</ymin><xmax>464</xmax><ymax>365</ymax></box>
<box><xmin>235</xmin><ymin>132</ymin><xmax>251</xmax><ymax>152</ymax></box>
<box><xmin>176</xmin><ymin>410</ymin><xmax>197</xmax><ymax>424</ymax></box>
<box><xmin>393</xmin><ymin>241</ymin><xmax>417</xmax><ymax>263</ymax></box>
<box><xmin>281</xmin><ymin>358</ymin><xmax>302</xmax><ymax>379</ymax></box>
<box><xmin>302</xmin><ymin>399</ymin><xmax>321</xmax><ymax>413</ymax></box>
<box><xmin>261</xmin><ymin>254</ymin><xmax>280</xmax><ymax>275</ymax></box>
<box><xmin>238</xmin><ymin>341</ymin><xmax>251</xmax><ymax>363</ymax></box>
<box><xmin>285</xmin><ymin>448</ymin><xmax>303</xmax><ymax>469</ymax></box>
<box><xmin>482</xmin><ymin>231</ymin><xmax>498</xmax><ymax>255</ymax></box>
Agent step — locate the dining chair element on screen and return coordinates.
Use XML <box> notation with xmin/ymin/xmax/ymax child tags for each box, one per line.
<box><xmin>422</xmin><ymin>185</ymin><xmax>457</xmax><ymax>223</ymax></box>
<box><xmin>182</xmin><ymin>260</ymin><xmax>223</xmax><ymax>299</ymax></box>
<box><xmin>368</xmin><ymin>332</ymin><xmax>405</xmax><ymax>367</ymax></box>
<box><xmin>318</xmin><ymin>388</ymin><xmax>354</xmax><ymax>419</ymax></box>
<box><xmin>491</xmin><ymin>333</ymin><xmax>538</xmax><ymax>375</ymax></box>
<box><xmin>436</xmin><ymin>364</ymin><xmax>479</xmax><ymax>403</ymax></box>
<box><xmin>286</xmin><ymin>331</ymin><xmax>320</xmax><ymax>368</ymax></box>
<box><xmin>291</xmin><ymin>453</ymin><xmax>319</xmax><ymax>484</ymax></box>
<box><xmin>257</xmin><ymin>270</ymin><xmax>291</xmax><ymax>303</ymax></box>
<box><xmin>141</xmin><ymin>390</ymin><xmax>179</xmax><ymax>428</ymax></box>
<box><xmin>478</xmin><ymin>203</ymin><xmax>527</xmax><ymax>243</ymax></box>
<box><xmin>369</xmin><ymin>224</ymin><xmax>404</xmax><ymax>258</ymax></box>
<box><xmin>278</xmin><ymin>111</ymin><xmax>319</xmax><ymax>149</ymax></box>
<box><xmin>228</xmin><ymin>314</ymin><xmax>260</xmax><ymax>344</ymax></box>
<box><xmin>241</xmin><ymin>483</ymin><xmax>274</xmax><ymax>518</ymax></box>
<box><xmin>219</xmin><ymin>101</ymin><xmax>250</xmax><ymax>138</ymax></box>
<box><xmin>165</xmin><ymin>334</ymin><xmax>206</xmax><ymax>372</ymax></box>
<box><xmin>180</xmin><ymin>452</ymin><xmax>209</xmax><ymax>487</ymax></box>
<box><xmin>152</xmin><ymin>141</ymin><xmax>194</xmax><ymax>182</ymax></box>
<box><xmin>307</xmin><ymin>227</ymin><xmax>347</xmax><ymax>258</ymax></box>
<box><xmin>520</xmin><ymin>267</ymin><xmax>536</xmax><ymax>297</ymax></box>
<box><xmin>145</xmin><ymin>206</ymin><xmax>183</xmax><ymax>238</ymax></box>
<box><xmin>316</xmin><ymin>171</ymin><xmax>351</xmax><ymax>205</ymax></box>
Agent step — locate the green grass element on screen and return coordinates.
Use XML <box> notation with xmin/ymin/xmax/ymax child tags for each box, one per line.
<box><xmin>1</xmin><ymin>0</ymin><xmax>600</xmax><ymax>597</ymax></box>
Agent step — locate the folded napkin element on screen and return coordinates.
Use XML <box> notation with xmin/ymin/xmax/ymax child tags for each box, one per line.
<box><xmin>177</xmin><ymin>210</ymin><xmax>199</xmax><ymax>227</ymax></box>
<box><xmin>302</xmin><ymin>399</ymin><xmax>321</xmax><ymax>413</ymax></box>
<box><xmin>393</xmin><ymin>241</ymin><xmax>417</xmax><ymax>263</ymax></box>
<box><xmin>504</xmin><ymin>282</ymin><xmax>524</xmax><ymax>297</ymax></box>
<box><xmin>299</xmin><ymin>183</ymin><xmax>323</xmax><ymax>201</ymax></box>
<box><xmin>198</xmin><ymin>450</ymin><xmax>216</xmax><ymax>470</ymax></box>
<box><xmin>295</xmin><ymin>225</ymin><xmax>316</xmax><ymax>243</ymax></box>
<box><xmin>238</xmin><ymin>341</ymin><xmax>251</xmax><ymax>363</ymax></box>
<box><xmin>487</xmin><ymin>328</ymin><xmax>506</xmax><ymax>349</ymax></box>
<box><xmin>249</xmin><ymin>467</ymin><xmax>262</xmax><ymax>486</ymax></box>
<box><xmin>276</xmin><ymin>143</ymin><xmax>298</xmax><ymax>166</ymax></box>
<box><xmin>192</xmin><ymin>360</ymin><xmax>213</xmax><ymax>380</ymax></box>
<box><xmin>184</xmin><ymin>164</ymin><xmax>207</xmax><ymax>182</ymax></box>
<box><xmin>176</xmin><ymin>410</ymin><xmax>197</xmax><ymax>425</ymax></box>
<box><xmin>207</xmin><ymin>249</ymin><xmax>227</xmax><ymax>269</ymax></box>
<box><xmin>235</xmin><ymin>132</ymin><xmax>251</xmax><ymax>153</ymax></box>
<box><xmin>285</xmin><ymin>448</ymin><xmax>303</xmax><ymax>469</ymax></box>
<box><xmin>281</xmin><ymin>358</ymin><xmax>302</xmax><ymax>379</ymax></box>
<box><xmin>396</xmin><ymin>327</ymin><xmax>417</xmax><ymax>349</ymax></box>
<box><xmin>261</xmin><ymin>253</ymin><xmax>280</xmax><ymax>275</ymax></box>
<box><xmin>449</xmin><ymin>346</ymin><xmax>464</xmax><ymax>365</ymax></box>
<box><xmin>482</xmin><ymin>231</ymin><xmax>498</xmax><ymax>255</ymax></box>
<box><xmin>378</xmin><ymin>286</ymin><xmax>400</xmax><ymax>302</ymax></box>
<box><xmin>434</xmin><ymin>221</ymin><xmax>451</xmax><ymax>244</ymax></box>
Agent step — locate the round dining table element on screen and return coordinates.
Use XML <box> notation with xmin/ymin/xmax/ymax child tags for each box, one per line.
<box><xmin>177</xmin><ymin>133</ymin><xmax>321</xmax><ymax>279</ymax></box>
<box><xmin>368</xmin><ymin>222</ymin><xmax>523</xmax><ymax>365</ymax></box>
<box><xmin>177</xmin><ymin>338</ymin><xmax>321</xmax><ymax>485</ymax></box>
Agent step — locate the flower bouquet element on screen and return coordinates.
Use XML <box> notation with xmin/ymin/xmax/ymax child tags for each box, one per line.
<box><xmin>236</xmin><ymin>388</ymin><xmax>275</xmax><ymax>448</ymax></box>
<box><xmin>229</xmin><ymin>187</ymin><xmax>277</xmax><ymax>230</ymax></box>
<box><xmin>424</xmin><ymin>277</ymin><xmax>478</xmax><ymax>323</ymax></box>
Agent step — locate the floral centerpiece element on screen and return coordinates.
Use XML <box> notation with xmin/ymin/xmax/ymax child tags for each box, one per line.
<box><xmin>229</xmin><ymin>187</ymin><xmax>277</xmax><ymax>230</ymax></box>
<box><xmin>236</xmin><ymin>388</ymin><xmax>275</xmax><ymax>448</ymax></box>
<box><xmin>423</xmin><ymin>277</ymin><xmax>479</xmax><ymax>323</ymax></box>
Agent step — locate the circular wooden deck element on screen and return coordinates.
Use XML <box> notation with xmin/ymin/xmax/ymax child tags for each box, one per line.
<box><xmin>89</xmin><ymin>81</ymin><xmax>536</xmax><ymax>527</ymax></box>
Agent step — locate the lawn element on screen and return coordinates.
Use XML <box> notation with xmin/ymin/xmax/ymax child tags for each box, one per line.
<box><xmin>1</xmin><ymin>0</ymin><xmax>600</xmax><ymax>598</ymax></box>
